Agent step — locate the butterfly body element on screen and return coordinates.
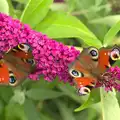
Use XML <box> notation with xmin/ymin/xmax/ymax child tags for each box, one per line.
<box><xmin>0</xmin><ymin>43</ymin><xmax>35</xmax><ymax>86</ymax></box>
<box><xmin>69</xmin><ymin>46</ymin><xmax>120</xmax><ymax>95</ymax></box>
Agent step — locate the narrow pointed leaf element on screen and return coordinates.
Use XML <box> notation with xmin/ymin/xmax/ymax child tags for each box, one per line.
<box><xmin>74</xmin><ymin>88</ymin><xmax>100</xmax><ymax>112</ymax></box>
<box><xmin>25</xmin><ymin>88</ymin><xmax>65</xmax><ymax>100</ymax></box>
<box><xmin>20</xmin><ymin>0</ymin><xmax>53</xmax><ymax>28</ymax></box>
<box><xmin>24</xmin><ymin>99</ymin><xmax>40</xmax><ymax>120</ymax></box>
<box><xmin>35</xmin><ymin>11</ymin><xmax>102</xmax><ymax>48</ymax></box>
<box><xmin>103</xmin><ymin>20</ymin><xmax>120</xmax><ymax>46</ymax></box>
<box><xmin>90</xmin><ymin>15</ymin><xmax>120</xmax><ymax>26</ymax></box>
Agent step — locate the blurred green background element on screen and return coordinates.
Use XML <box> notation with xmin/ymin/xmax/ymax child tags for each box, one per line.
<box><xmin>1</xmin><ymin>0</ymin><xmax>120</xmax><ymax>120</ymax></box>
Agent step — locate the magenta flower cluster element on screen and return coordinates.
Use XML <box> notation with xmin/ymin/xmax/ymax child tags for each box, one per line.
<box><xmin>0</xmin><ymin>13</ymin><xmax>80</xmax><ymax>83</ymax></box>
<box><xmin>1</xmin><ymin>12</ymin><xmax>120</xmax><ymax>92</ymax></box>
<box><xmin>96</xmin><ymin>66</ymin><xmax>120</xmax><ymax>92</ymax></box>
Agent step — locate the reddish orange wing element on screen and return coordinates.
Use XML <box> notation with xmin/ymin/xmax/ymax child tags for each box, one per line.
<box><xmin>97</xmin><ymin>46</ymin><xmax>120</xmax><ymax>73</ymax></box>
<box><xmin>0</xmin><ymin>60</ymin><xmax>9</xmax><ymax>85</ymax></box>
<box><xmin>0</xmin><ymin>43</ymin><xmax>36</xmax><ymax>86</ymax></box>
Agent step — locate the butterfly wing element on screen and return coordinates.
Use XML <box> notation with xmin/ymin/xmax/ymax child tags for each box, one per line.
<box><xmin>0</xmin><ymin>60</ymin><xmax>9</xmax><ymax>85</ymax></box>
<box><xmin>69</xmin><ymin>47</ymin><xmax>99</xmax><ymax>95</ymax></box>
<box><xmin>69</xmin><ymin>45</ymin><xmax>120</xmax><ymax>95</ymax></box>
<box><xmin>93</xmin><ymin>45</ymin><xmax>120</xmax><ymax>75</ymax></box>
<box><xmin>1</xmin><ymin>43</ymin><xmax>36</xmax><ymax>86</ymax></box>
<box><xmin>76</xmin><ymin>47</ymin><xmax>99</xmax><ymax>71</ymax></box>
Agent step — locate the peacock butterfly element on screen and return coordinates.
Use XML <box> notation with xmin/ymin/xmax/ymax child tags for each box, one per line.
<box><xmin>69</xmin><ymin>45</ymin><xmax>120</xmax><ymax>95</ymax></box>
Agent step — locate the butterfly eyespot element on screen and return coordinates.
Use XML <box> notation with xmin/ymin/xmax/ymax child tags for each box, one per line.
<box><xmin>9</xmin><ymin>73</ymin><xmax>17</xmax><ymax>86</ymax></box>
<box><xmin>78</xmin><ymin>87</ymin><xmax>91</xmax><ymax>96</ymax></box>
<box><xmin>88</xmin><ymin>47</ymin><xmax>99</xmax><ymax>60</ymax></box>
<box><xmin>26</xmin><ymin>59</ymin><xmax>35</xmax><ymax>65</ymax></box>
<box><xmin>9</xmin><ymin>76</ymin><xmax>16</xmax><ymax>84</ymax></box>
<box><xmin>69</xmin><ymin>69</ymin><xmax>84</xmax><ymax>78</ymax></box>
<box><xmin>110</xmin><ymin>48</ymin><xmax>120</xmax><ymax>61</ymax></box>
<box><xmin>18</xmin><ymin>43</ymin><xmax>31</xmax><ymax>53</ymax></box>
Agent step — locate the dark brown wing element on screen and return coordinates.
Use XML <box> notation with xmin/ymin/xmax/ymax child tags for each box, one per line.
<box><xmin>68</xmin><ymin>47</ymin><xmax>99</xmax><ymax>95</ymax></box>
<box><xmin>69</xmin><ymin>47</ymin><xmax>99</xmax><ymax>72</ymax></box>
<box><xmin>3</xmin><ymin>43</ymin><xmax>36</xmax><ymax>86</ymax></box>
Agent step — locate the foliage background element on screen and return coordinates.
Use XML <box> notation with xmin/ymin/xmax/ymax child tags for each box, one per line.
<box><xmin>1</xmin><ymin>0</ymin><xmax>120</xmax><ymax>120</ymax></box>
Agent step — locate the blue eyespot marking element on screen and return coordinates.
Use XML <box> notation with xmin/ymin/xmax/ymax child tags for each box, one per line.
<box><xmin>72</xmin><ymin>70</ymin><xmax>79</xmax><ymax>76</ymax></box>
<box><xmin>9</xmin><ymin>76</ymin><xmax>16</xmax><ymax>84</ymax></box>
<box><xmin>26</xmin><ymin>59</ymin><xmax>35</xmax><ymax>65</ymax></box>
<box><xmin>90</xmin><ymin>50</ymin><xmax>97</xmax><ymax>56</ymax></box>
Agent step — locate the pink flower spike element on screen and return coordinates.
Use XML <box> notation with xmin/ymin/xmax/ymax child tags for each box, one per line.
<box><xmin>96</xmin><ymin>66</ymin><xmax>120</xmax><ymax>92</ymax></box>
<box><xmin>0</xmin><ymin>12</ymin><xmax>80</xmax><ymax>84</ymax></box>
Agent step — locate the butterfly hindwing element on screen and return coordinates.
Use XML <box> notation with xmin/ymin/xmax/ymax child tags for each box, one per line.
<box><xmin>0</xmin><ymin>43</ymin><xmax>36</xmax><ymax>86</ymax></box>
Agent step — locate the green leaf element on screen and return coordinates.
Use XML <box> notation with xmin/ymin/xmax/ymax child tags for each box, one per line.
<box><xmin>58</xmin><ymin>83</ymin><xmax>85</xmax><ymax>104</ymax></box>
<box><xmin>25</xmin><ymin>88</ymin><xmax>65</xmax><ymax>100</ymax></box>
<box><xmin>0</xmin><ymin>100</ymin><xmax>4</xmax><ymax>114</ymax></box>
<box><xmin>103</xmin><ymin>20</ymin><xmax>120</xmax><ymax>46</ymax></box>
<box><xmin>95</xmin><ymin>0</ymin><xmax>104</xmax><ymax>6</ymax></box>
<box><xmin>90</xmin><ymin>15</ymin><xmax>120</xmax><ymax>27</ymax></box>
<box><xmin>87</xmin><ymin>108</ymin><xmax>98</xmax><ymax>120</ymax></box>
<box><xmin>20</xmin><ymin>0</ymin><xmax>53</xmax><ymax>28</ymax></box>
<box><xmin>35</xmin><ymin>11</ymin><xmax>102</xmax><ymax>48</ymax></box>
<box><xmin>0</xmin><ymin>0</ymin><xmax>9</xmax><ymax>14</ymax></box>
<box><xmin>10</xmin><ymin>89</ymin><xmax>25</xmax><ymax>105</ymax></box>
<box><xmin>113</xmin><ymin>60</ymin><xmax>120</xmax><ymax>67</ymax></box>
<box><xmin>55</xmin><ymin>100</ymin><xmax>75</xmax><ymax>120</ymax></box>
<box><xmin>50</xmin><ymin>3</ymin><xmax>67</xmax><ymax>11</ymax></box>
<box><xmin>5</xmin><ymin>103</ymin><xmax>27</xmax><ymax>120</ymax></box>
<box><xmin>100</xmin><ymin>88</ymin><xmax>120</xmax><ymax>120</ymax></box>
<box><xmin>0</xmin><ymin>87</ymin><xmax>13</xmax><ymax>103</ymax></box>
<box><xmin>13</xmin><ymin>0</ymin><xmax>29</xmax><ymax>4</ymax></box>
<box><xmin>74</xmin><ymin>88</ymin><xmax>100</xmax><ymax>112</ymax></box>
<box><xmin>6</xmin><ymin>0</ymin><xmax>17</xmax><ymax>18</ymax></box>
<box><xmin>24</xmin><ymin>99</ymin><xmax>40</xmax><ymax>120</ymax></box>
<box><xmin>40</xmin><ymin>113</ymin><xmax>54</xmax><ymax>120</ymax></box>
